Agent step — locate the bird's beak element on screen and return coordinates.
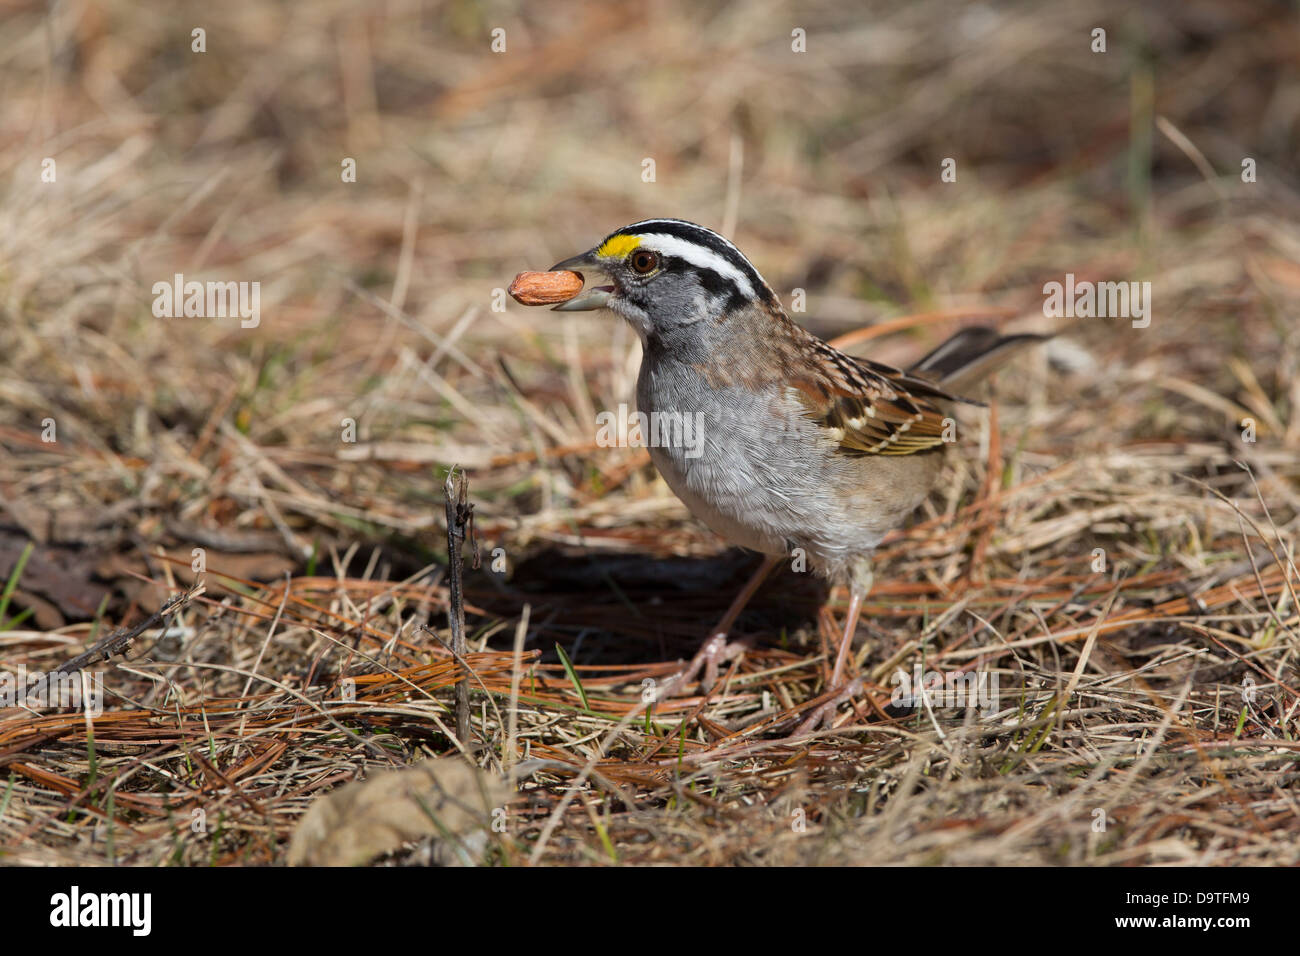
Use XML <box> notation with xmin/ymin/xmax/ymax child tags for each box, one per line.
<box><xmin>549</xmin><ymin>250</ymin><xmax>614</xmax><ymax>312</ymax></box>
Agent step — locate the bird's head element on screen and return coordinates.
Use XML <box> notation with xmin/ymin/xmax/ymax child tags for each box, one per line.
<box><xmin>550</xmin><ymin>219</ymin><xmax>781</xmax><ymax>344</ymax></box>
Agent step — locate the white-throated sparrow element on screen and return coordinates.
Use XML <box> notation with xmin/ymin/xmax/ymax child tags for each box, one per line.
<box><xmin>537</xmin><ymin>218</ymin><xmax>1045</xmax><ymax>731</ymax></box>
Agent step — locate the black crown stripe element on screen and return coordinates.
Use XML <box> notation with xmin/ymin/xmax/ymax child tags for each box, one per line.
<box><xmin>604</xmin><ymin>219</ymin><xmax>777</xmax><ymax>306</ymax></box>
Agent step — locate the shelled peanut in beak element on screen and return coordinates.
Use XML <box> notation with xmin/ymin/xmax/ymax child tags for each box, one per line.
<box><xmin>507</xmin><ymin>270</ymin><xmax>585</xmax><ymax>306</ymax></box>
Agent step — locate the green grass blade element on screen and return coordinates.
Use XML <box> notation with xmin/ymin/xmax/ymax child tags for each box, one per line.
<box><xmin>0</xmin><ymin>541</ymin><xmax>34</xmax><ymax>630</ymax></box>
<box><xmin>555</xmin><ymin>643</ymin><xmax>590</xmax><ymax>713</ymax></box>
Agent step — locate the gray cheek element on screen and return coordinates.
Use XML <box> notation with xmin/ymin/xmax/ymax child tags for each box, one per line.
<box><xmin>650</xmin><ymin>278</ymin><xmax>720</xmax><ymax>328</ymax></box>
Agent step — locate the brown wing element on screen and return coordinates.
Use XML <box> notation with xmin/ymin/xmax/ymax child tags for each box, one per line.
<box><xmin>792</xmin><ymin>337</ymin><xmax>968</xmax><ymax>457</ymax></box>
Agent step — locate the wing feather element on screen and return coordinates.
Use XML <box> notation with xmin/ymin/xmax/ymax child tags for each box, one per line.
<box><xmin>793</xmin><ymin>338</ymin><xmax>965</xmax><ymax>457</ymax></box>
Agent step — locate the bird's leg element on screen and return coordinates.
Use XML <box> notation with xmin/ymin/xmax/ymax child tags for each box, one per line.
<box><xmin>830</xmin><ymin>582</ymin><xmax>866</xmax><ymax>688</ymax></box>
<box><xmin>711</xmin><ymin>553</ymin><xmax>781</xmax><ymax>641</ymax></box>
<box><xmin>664</xmin><ymin>553</ymin><xmax>781</xmax><ymax>694</ymax></box>
<box><xmin>798</xmin><ymin>561</ymin><xmax>873</xmax><ymax>734</ymax></box>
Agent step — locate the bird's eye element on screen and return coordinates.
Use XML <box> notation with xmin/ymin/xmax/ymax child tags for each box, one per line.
<box><xmin>630</xmin><ymin>250</ymin><xmax>659</xmax><ymax>274</ymax></box>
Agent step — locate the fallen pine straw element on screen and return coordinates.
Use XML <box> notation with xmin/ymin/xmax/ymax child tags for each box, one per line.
<box><xmin>1</xmin><ymin>0</ymin><xmax>1298</xmax><ymax>866</ymax></box>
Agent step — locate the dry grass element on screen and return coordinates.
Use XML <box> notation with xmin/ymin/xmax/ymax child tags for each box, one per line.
<box><xmin>1</xmin><ymin>0</ymin><xmax>1298</xmax><ymax>866</ymax></box>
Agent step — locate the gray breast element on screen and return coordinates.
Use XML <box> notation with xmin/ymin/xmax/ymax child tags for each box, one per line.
<box><xmin>635</xmin><ymin>359</ymin><xmax>869</xmax><ymax>567</ymax></box>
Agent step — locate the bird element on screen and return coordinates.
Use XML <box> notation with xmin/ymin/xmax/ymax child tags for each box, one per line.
<box><xmin>546</xmin><ymin>218</ymin><xmax>1046</xmax><ymax>732</ymax></box>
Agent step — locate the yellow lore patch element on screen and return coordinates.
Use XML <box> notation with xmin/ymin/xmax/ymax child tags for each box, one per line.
<box><xmin>596</xmin><ymin>234</ymin><xmax>642</xmax><ymax>260</ymax></box>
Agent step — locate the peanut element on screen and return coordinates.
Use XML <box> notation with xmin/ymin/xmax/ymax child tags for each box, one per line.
<box><xmin>508</xmin><ymin>270</ymin><xmax>584</xmax><ymax>306</ymax></box>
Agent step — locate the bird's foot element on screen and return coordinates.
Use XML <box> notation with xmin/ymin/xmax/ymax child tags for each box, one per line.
<box><xmin>794</xmin><ymin>677</ymin><xmax>865</xmax><ymax>735</ymax></box>
<box><xmin>659</xmin><ymin>632</ymin><xmax>750</xmax><ymax>699</ymax></box>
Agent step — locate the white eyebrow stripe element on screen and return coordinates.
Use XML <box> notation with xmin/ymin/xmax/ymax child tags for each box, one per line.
<box><xmin>636</xmin><ymin>233</ymin><xmax>755</xmax><ymax>299</ymax></box>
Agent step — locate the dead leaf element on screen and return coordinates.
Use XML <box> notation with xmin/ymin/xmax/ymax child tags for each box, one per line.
<box><xmin>287</xmin><ymin>757</ymin><xmax>507</xmax><ymax>867</ymax></box>
<box><xmin>0</xmin><ymin>531</ymin><xmax>113</xmax><ymax>624</ymax></box>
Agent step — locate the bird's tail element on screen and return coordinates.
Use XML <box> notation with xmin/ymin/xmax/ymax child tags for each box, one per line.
<box><xmin>909</xmin><ymin>327</ymin><xmax>1051</xmax><ymax>395</ymax></box>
